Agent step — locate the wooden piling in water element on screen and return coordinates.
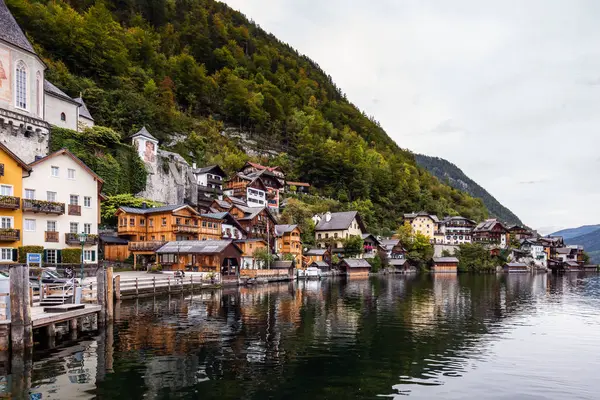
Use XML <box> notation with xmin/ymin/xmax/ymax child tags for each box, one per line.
<box><xmin>114</xmin><ymin>275</ymin><xmax>121</xmax><ymax>300</ymax></box>
<box><xmin>106</xmin><ymin>267</ymin><xmax>114</xmax><ymax>322</ymax></box>
<box><xmin>96</xmin><ymin>268</ymin><xmax>106</xmax><ymax>327</ymax></box>
<box><xmin>10</xmin><ymin>264</ymin><xmax>33</xmax><ymax>351</ymax></box>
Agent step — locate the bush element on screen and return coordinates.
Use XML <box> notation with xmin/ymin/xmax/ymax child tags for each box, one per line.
<box><xmin>367</xmin><ymin>254</ymin><xmax>382</xmax><ymax>273</ymax></box>
<box><xmin>62</xmin><ymin>248</ymin><xmax>82</xmax><ymax>264</ymax></box>
<box><xmin>18</xmin><ymin>246</ymin><xmax>44</xmax><ymax>263</ymax></box>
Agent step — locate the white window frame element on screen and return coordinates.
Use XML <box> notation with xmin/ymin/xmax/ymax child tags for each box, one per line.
<box><xmin>84</xmin><ymin>223</ymin><xmax>91</xmax><ymax>234</ymax></box>
<box><xmin>46</xmin><ymin>220</ymin><xmax>57</xmax><ymax>232</ymax></box>
<box><xmin>69</xmin><ymin>222</ymin><xmax>78</xmax><ymax>234</ymax></box>
<box><xmin>67</xmin><ymin>168</ymin><xmax>76</xmax><ymax>180</ymax></box>
<box><xmin>84</xmin><ymin>196</ymin><xmax>91</xmax><ymax>208</ymax></box>
<box><xmin>70</xmin><ymin>195</ymin><xmax>79</xmax><ymax>206</ymax></box>
<box><xmin>15</xmin><ymin>60</ymin><xmax>27</xmax><ymax>110</ymax></box>
<box><xmin>46</xmin><ymin>249</ymin><xmax>57</xmax><ymax>264</ymax></box>
<box><xmin>0</xmin><ymin>217</ymin><xmax>13</xmax><ymax>229</ymax></box>
<box><xmin>0</xmin><ymin>185</ymin><xmax>13</xmax><ymax>196</ymax></box>
<box><xmin>0</xmin><ymin>248</ymin><xmax>14</xmax><ymax>262</ymax></box>
<box><xmin>47</xmin><ymin>191</ymin><xmax>57</xmax><ymax>202</ymax></box>
<box><xmin>51</xmin><ymin>166</ymin><xmax>59</xmax><ymax>177</ymax></box>
<box><xmin>24</xmin><ymin>189</ymin><xmax>35</xmax><ymax>200</ymax></box>
<box><xmin>24</xmin><ymin>219</ymin><xmax>36</xmax><ymax>232</ymax></box>
<box><xmin>83</xmin><ymin>250</ymin><xmax>94</xmax><ymax>262</ymax></box>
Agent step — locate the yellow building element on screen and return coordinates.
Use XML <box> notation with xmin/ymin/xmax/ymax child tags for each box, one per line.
<box><xmin>0</xmin><ymin>143</ymin><xmax>31</xmax><ymax>262</ymax></box>
<box><xmin>403</xmin><ymin>212</ymin><xmax>439</xmax><ymax>241</ymax></box>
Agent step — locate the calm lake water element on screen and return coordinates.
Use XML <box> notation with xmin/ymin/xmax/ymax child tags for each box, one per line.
<box><xmin>7</xmin><ymin>273</ymin><xmax>600</xmax><ymax>399</ymax></box>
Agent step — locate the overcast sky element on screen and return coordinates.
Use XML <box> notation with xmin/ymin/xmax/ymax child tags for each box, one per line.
<box><xmin>223</xmin><ymin>0</ymin><xmax>600</xmax><ymax>234</ymax></box>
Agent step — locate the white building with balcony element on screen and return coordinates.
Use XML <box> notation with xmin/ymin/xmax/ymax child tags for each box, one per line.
<box><xmin>21</xmin><ymin>149</ymin><xmax>102</xmax><ymax>264</ymax></box>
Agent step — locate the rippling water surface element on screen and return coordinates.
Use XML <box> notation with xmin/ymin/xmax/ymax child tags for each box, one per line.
<box><xmin>8</xmin><ymin>273</ymin><xmax>600</xmax><ymax>399</ymax></box>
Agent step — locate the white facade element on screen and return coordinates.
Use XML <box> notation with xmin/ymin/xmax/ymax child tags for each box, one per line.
<box><xmin>44</xmin><ymin>92</ymin><xmax>79</xmax><ymax>131</ymax></box>
<box><xmin>222</xmin><ymin>222</ymin><xmax>244</xmax><ymax>240</ymax></box>
<box><xmin>131</xmin><ymin>132</ymin><xmax>159</xmax><ymax>164</ymax></box>
<box><xmin>246</xmin><ymin>187</ymin><xmax>266</xmax><ymax>207</ymax></box>
<box><xmin>22</xmin><ymin>151</ymin><xmax>100</xmax><ymax>263</ymax></box>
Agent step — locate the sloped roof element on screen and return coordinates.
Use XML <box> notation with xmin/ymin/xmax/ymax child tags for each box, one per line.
<box><xmin>555</xmin><ymin>247</ymin><xmax>576</xmax><ymax>255</ymax></box>
<box><xmin>73</xmin><ymin>97</ymin><xmax>94</xmax><ymax>121</ymax></box>
<box><xmin>505</xmin><ymin>262</ymin><xmax>528</xmax><ymax>268</ymax></box>
<box><xmin>389</xmin><ymin>259</ymin><xmax>407</xmax><ymax>266</ymax></box>
<box><xmin>0</xmin><ymin>0</ymin><xmax>35</xmax><ymax>53</ymax></box>
<box><xmin>341</xmin><ymin>258</ymin><xmax>371</xmax><ymax>268</ymax></box>
<box><xmin>245</xmin><ymin>161</ymin><xmax>283</xmax><ymax>174</ymax></box>
<box><xmin>130</xmin><ymin>126</ymin><xmax>158</xmax><ymax>141</ymax></box>
<box><xmin>156</xmin><ymin>240</ymin><xmax>241</xmax><ymax>254</ymax></box>
<box><xmin>565</xmin><ymin>261</ymin><xmax>580</xmax><ymax>267</ymax></box>
<box><xmin>473</xmin><ymin>219</ymin><xmax>507</xmax><ymax>233</ymax></box>
<box><xmin>213</xmin><ymin>199</ymin><xmax>232</xmax><ymax>210</ymax></box>
<box><xmin>203</xmin><ymin>212</ymin><xmax>246</xmax><ymax>233</ymax></box>
<box><xmin>100</xmin><ymin>235</ymin><xmax>129</xmax><ymax>245</ymax></box>
<box><xmin>275</xmin><ymin>224</ymin><xmax>298</xmax><ymax>236</ymax></box>
<box><xmin>194</xmin><ymin>164</ymin><xmax>225</xmax><ymax>177</ymax></box>
<box><xmin>44</xmin><ymin>80</ymin><xmax>78</xmax><ymax>104</ymax></box>
<box><xmin>272</xmin><ymin>260</ymin><xmax>293</xmax><ymax>269</ymax></box>
<box><xmin>315</xmin><ymin>211</ymin><xmax>364</xmax><ymax>232</ymax></box>
<box><xmin>433</xmin><ymin>257</ymin><xmax>459</xmax><ymax>263</ymax></box>
<box><xmin>117</xmin><ymin>204</ymin><xmax>195</xmax><ymax>215</ymax></box>
<box><xmin>227</xmin><ymin>196</ymin><xmax>247</xmax><ymax>206</ymax></box>
<box><xmin>380</xmin><ymin>239</ymin><xmax>401</xmax><ymax>250</ymax></box>
<box><xmin>29</xmin><ymin>148</ymin><xmax>103</xmax><ymax>186</ymax></box>
<box><xmin>305</xmin><ymin>248</ymin><xmax>327</xmax><ymax>256</ymax></box>
<box><xmin>286</xmin><ymin>181</ymin><xmax>310</xmax><ymax>187</ymax></box>
<box><xmin>310</xmin><ymin>261</ymin><xmax>329</xmax><ymax>268</ymax></box>
<box><xmin>361</xmin><ymin>233</ymin><xmax>380</xmax><ymax>244</ymax></box>
<box><xmin>0</xmin><ymin>142</ymin><xmax>31</xmax><ymax>171</ymax></box>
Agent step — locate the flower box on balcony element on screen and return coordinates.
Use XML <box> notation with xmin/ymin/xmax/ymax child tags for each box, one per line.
<box><xmin>23</xmin><ymin>199</ymin><xmax>65</xmax><ymax>215</ymax></box>
<box><xmin>0</xmin><ymin>196</ymin><xmax>20</xmax><ymax>210</ymax></box>
<box><xmin>0</xmin><ymin>228</ymin><xmax>20</xmax><ymax>241</ymax></box>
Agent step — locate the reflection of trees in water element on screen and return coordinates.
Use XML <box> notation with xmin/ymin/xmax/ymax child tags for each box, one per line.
<box><xmin>29</xmin><ymin>274</ymin><xmax>555</xmax><ymax>399</ymax></box>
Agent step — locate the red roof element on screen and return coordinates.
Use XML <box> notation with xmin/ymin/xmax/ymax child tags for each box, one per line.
<box><xmin>246</xmin><ymin>161</ymin><xmax>282</xmax><ymax>173</ymax></box>
<box><xmin>286</xmin><ymin>181</ymin><xmax>310</xmax><ymax>187</ymax></box>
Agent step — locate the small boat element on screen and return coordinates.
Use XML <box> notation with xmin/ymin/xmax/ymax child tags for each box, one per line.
<box><xmin>297</xmin><ymin>267</ymin><xmax>322</xmax><ymax>279</ymax></box>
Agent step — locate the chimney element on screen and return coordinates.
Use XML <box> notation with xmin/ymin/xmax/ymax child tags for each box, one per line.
<box><xmin>325</xmin><ymin>211</ymin><xmax>332</xmax><ymax>222</ymax></box>
<box><xmin>142</xmin><ymin>202</ymin><xmax>148</xmax><ymax>209</ymax></box>
<box><xmin>192</xmin><ymin>162</ymin><xmax>197</xmax><ymax>169</ymax></box>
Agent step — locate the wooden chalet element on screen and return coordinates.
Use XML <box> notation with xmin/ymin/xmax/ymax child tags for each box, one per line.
<box><xmin>380</xmin><ymin>239</ymin><xmax>406</xmax><ymax>259</ymax></box>
<box><xmin>431</xmin><ymin>257</ymin><xmax>459</xmax><ymax>273</ymax></box>
<box><xmin>229</xmin><ymin>205</ymin><xmax>277</xmax><ymax>243</ymax></box>
<box><xmin>241</xmin><ymin>161</ymin><xmax>285</xmax><ymax>183</ymax></box>
<box><xmin>503</xmin><ymin>262</ymin><xmax>529</xmax><ymax>273</ymax></box>
<box><xmin>339</xmin><ymin>258</ymin><xmax>371</xmax><ymax>277</ymax></box>
<box><xmin>472</xmin><ymin>219</ymin><xmax>509</xmax><ymax>247</ymax></box>
<box><xmin>309</xmin><ymin>260</ymin><xmax>330</xmax><ymax>271</ymax></box>
<box><xmin>303</xmin><ymin>248</ymin><xmax>330</xmax><ymax>267</ymax></box>
<box><xmin>156</xmin><ymin>240</ymin><xmax>242</xmax><ymax>273</ymax></box>
<box><xmin>235</xmin><ymin>238</ymin><xmax>268</xmax><ymax>269</ymax></box>
<box><xmin>115</xmin><ymin>204</ymin><xmax>224</xmax><ymax>269</ymax></box>
<box><xmin>508</xmin><ymin>225</ymin><xmax>533</xmax><ymax>241</ymax></box>
<box><xmin>274</xmin><ymin>224</ymin><xmax>302</xmax><ymax>266</ymax></box>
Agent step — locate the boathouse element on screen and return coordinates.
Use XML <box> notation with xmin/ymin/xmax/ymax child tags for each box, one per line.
<box><xmin>431</xmin><ymin>257</ymin><xmax>459</xmax><ymax>273</ymax></box>
<box><xmin>389</xmin><ymin>259</ymin><xmax>415</xmax><ymax>273</ymax></box>
<box><xmin>339</xmin><ymin>258</ymin><xmax>371</xmax><ymax>277</ymax></box>
<box><xmin>564</xmin><ymin>261</ymin><xmax>581</xmax><ymax>272</ymax></box>
<box><xmin>156</xmin><ymin>240</ymin><xmax>242</xmax><ymax>274</ymax></box>
<box><xmin>503</xmin><ymin>262</ymin><xmax>529</xmax><ymax>273</ymax></box>
<box><xmin>583</xmin><ymin>265</ymin><xmax>598</xmax><ymax>272</ymax></box>
<box><xmin>309</xmin><ymin>260</ymin><xmax>330</xmax><ymax>271</ymax></box>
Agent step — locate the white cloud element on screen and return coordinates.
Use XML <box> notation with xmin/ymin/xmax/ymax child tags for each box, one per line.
<box><xmin>224</xmin><ymin>0</ymin><xmax>600</xmax><ymax>231</ymax></box>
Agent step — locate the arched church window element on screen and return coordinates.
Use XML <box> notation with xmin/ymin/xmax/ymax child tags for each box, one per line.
<box><xmin>60</xmin><ymin>112</ymin><xmax>66</xmax><ymax>121</ymax></box>
<box><xmin>15</xmin><ymin>61</ymin><xmax>27</xmax><ymax>109</ymax></box>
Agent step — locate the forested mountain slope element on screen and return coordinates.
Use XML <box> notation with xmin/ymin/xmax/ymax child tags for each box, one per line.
<box><xmin>551</xmin><ymin>225</ymin><xmax>600</xmax><ymax>241</ymax></box>
<box><xmin>8</xmin><ymin>0</ymin><xmax>488</xmax><ymax>231</ymax></box>
<box><xmin>415</xmin><ymin>154</ymin><xmax>522</xmax><ymax>226</ymax></box>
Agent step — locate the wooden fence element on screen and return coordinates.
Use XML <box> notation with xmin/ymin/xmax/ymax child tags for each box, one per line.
<box><xmin>240</xmin><ymin>269</ymin><xmax>291</xmax><ymax>279</ymax></box>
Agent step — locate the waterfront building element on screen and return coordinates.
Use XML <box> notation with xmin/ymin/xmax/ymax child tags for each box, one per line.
<box><xmin>503</xmin><ymin>262</ymin><xmax>529</xmax><ymax>273</ymax></box>
<box><xmin>472</xmin><ymin>219</ymin><xmax>509</xmax><ymax>248</ymax></box>
<box><xmin>339</xmin><ymin>258</ymin><xmax>371</xmax><ymax>277</ymax></box>
<box><xmin>313</xmin><ymin>211</ymin><xmax>366</xmax><ymax>255</ymax></box>
<box><xmin>228</xmin><ymin>205</ymin><xmax>277</xmax><ymax>245</ymax></box>
<box><xmin>274</xmin><ymin>224</ymin><xmax>302</xmax><ymax>266</ymax></box>
<box><xmin>0</xmin><ymin>142</ymin><xmax>31</xmax><ymax>262</ymax></box>
<box><xmin>201</xmin><ymin>212</ymin><xmax>246</xmax><ymax>240</ymax></box>
<box><xmin>431</xmin><ymin>257</ymin><xmax>459</xmax><ymax>273</ymax></box>
<box><xmin>520</xmin><ymin>238</ymin><xmax>547</xmax><ymax>267</ymax></box>
<box><xmin>224</xmin><ymin>172</ymin><xmax>269</xmax><ymax>208</ymax></box>
<box><xmin>155</xmin><ymin>240</ymin><xmax>242</xmax><ymax>273</ymax></box>
<box><xmin>379</xmin><ymin>238</ymin><xmax>405</xmax><ymax>259</ymax></box>
<box><xmin>235</xmin><ymin>238</ymin><xmax>268</xmax><ymax>269</ymax></box>
<box><xmin>22</xmin><ymin>149</ymin><xmax>102</xmax><ymax>264</ymax></box>
<box><xmin>361</xmin><ymin>233</ymin><xmax>380</xmax><ymax>258</ymax></box>
<box><xmin>303</xmin><ymin>248</ymin><xmax>330</xmax><ymax>267</ymax></box>
<box><xmin>193</xmin><ymin>164</ymin><xmax>226</xmax><ymax>209</ymax></box>
<box><xmin>403</xmin><ymin>212</ymin><xmax>439</xmax><ymax>242</ymax></box>
<box><xmin>438</xmin><ymin>216</ymin><xmax>476</xmax><ymax>245</ymax></box>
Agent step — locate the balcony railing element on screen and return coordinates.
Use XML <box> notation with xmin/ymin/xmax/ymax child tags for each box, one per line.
<box><xmin>68</xmin><ymin>204</ymin><xmax>81</xmax><ymax>216</ymax></box>
<box><xmin>0</xmin><ymin>196</ymin><xmax>20</xmax><ymax>210</ymax></box>
<box><xmin>128</xmin><ymin>241</ymin><xmax>167</xmax><ymax>252</ymax></box>
<box><xmin>45</xmin><ymin>231</ymin><xmax>59</xmax><ymax>243</ymax></box>
<box><xmin>172</xmin><ymin>224</ymin><xmax>199</xmax><ymax>234</ymax></box>
<box><xmin>23</xmin><ymin>199</ymin><xmax>65</xmax><ymax>215</ymax></box>
<box><xmin>65</xmin><ymin>233</ymin><xmax>99</xmax><ymax>246</ymax></box>
<box><xmin>0</xmin><ymin>228</ymin><xmax>20</xmax><ymax>241</ymax></box>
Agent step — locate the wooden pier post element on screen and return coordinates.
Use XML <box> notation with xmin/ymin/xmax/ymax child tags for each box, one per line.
<box><xmin>96</xmin><ymin>268</ymin><xmax>106</xmax><ymax>327</ymax></box>
<box><xmin>114</xmin><ymin>275</ymin><xmax>121</xmax><ymax>300</ymax></box>
<box><xmin>168</xmin><ymin>277</ymin><xmax>171</xmax><ymax>293</ymax></box>
<box><xmin>10</xmin><ymin>264</ymin><xmax>33</xmax><ymax>351</ymax></box>
<box><xmin>153</xmin><ymin>276</ymin><xmax>156</xmax><ymax>294</ymax></box>
<box><xmin>106</xmin><ymin>267</ymin><xmax>114</xmax><ymax>322</ymax></box>
<box><xmin>135</xmin><ymin>278</ymin><xmax>139</xmax><ymax>296</ymax></box>
<box><xmin>45</xmin><ymin>323</ymin><xmax>56</xmax><ymax>348</ymax></box>
<box><xmin>191</xmin><ymin>275</ymin><xmax>193</xmax><ymax>292</ymax></box>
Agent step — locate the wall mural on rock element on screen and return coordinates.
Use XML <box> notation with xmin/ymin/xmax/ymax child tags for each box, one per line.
<box><xmin>0</xmin><ymin>48</ymin><xmax>11</xmax><ymax>102</ymax></box>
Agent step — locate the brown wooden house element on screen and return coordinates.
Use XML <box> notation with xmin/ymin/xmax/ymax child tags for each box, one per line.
<box><xmin>339</xmin><ymin>258</ymin><xmax>371</xmax><ymax>277</ymax></box>
<box><xmin>235</xmin><ymin>238</ymin><xmax>268</xmax><ymax>269</ymax></box>
<box><xmin>156</xmin><ymin>240</ymin><xmax>242</xmax><ymax>273</ymax></box>
<box><xmin>224</xmin><ymin>173</ymin><xmax>270</xmax><ymax>207</ymax></box>
<box><xmin>303</xmin><ymin>248</ymin><xmax>330</xmax><ymax>267</ymax></box>
<box><xmin>274</xmin><ymin>224</ymin><xmax>302</xmax><ymax>266</ymax></box>
<box><xmin>472</xmin><ymin>219</ymin><xmax>509</xmax><ymax>248</ymax></box>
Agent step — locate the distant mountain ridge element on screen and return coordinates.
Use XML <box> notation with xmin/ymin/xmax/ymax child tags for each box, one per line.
<box><xmin>551</xmin><ymin>225</ymin><xmax>600</xmax><ymax>240</ymax></box>
<box><xmin>414</xmin><ymin>154</ymin><xmax>523</xmax><ymax>226</ymax></box>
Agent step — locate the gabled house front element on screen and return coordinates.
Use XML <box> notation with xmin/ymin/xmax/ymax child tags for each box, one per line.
<box><xmin>313</xmin><ymin>211</ymin><xmax>366</xmax><ymax>256</ymax></box>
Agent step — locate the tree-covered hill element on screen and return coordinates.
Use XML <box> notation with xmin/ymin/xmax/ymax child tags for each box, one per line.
<box><xmin>415</xmin><ymin>154</ymin><xmax>522</xmax><ymax>226</ymax></box>
<box><xmin>8</xmin><ymin>0</ymin><xmax>489</xmax><ymax>231</ymax></box>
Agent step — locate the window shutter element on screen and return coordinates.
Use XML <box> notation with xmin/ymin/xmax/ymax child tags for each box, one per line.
<box><xmin>12</xmin><ymin>249</ymin><xmax>18</xmax><ymax>262</ymax></box>
<box><xmin>91</xmin><ymin>251</ymin><xmax>96</xmax><ymax>262</ymax></box>
<box><xmin>42</xmin><ymin>249</ymin><xmax>47</xmax><ymax>262</ymax></box>
<box><xmin>57</xmin><ymin>250</ymin><xmax>62</xmax><ymax>264</ymax></box>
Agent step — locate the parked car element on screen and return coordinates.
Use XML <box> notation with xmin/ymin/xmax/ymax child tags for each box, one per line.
<box><xmin>29</xmin><ymin>269</ymin><xmax>79</xmax><ymax>285</ymax></box>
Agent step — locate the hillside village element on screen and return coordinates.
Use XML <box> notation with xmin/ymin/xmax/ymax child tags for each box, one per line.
<box><xmin>0</xmin><ymin>0</ymin><xmax>596</xmax><ymax>278</ymax></box>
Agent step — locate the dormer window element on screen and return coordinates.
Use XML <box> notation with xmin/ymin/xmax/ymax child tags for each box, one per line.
<box><xmin>15</xmin><ymin>61</ymin><xmax>27</xmax><ymax>109</ymax></box>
